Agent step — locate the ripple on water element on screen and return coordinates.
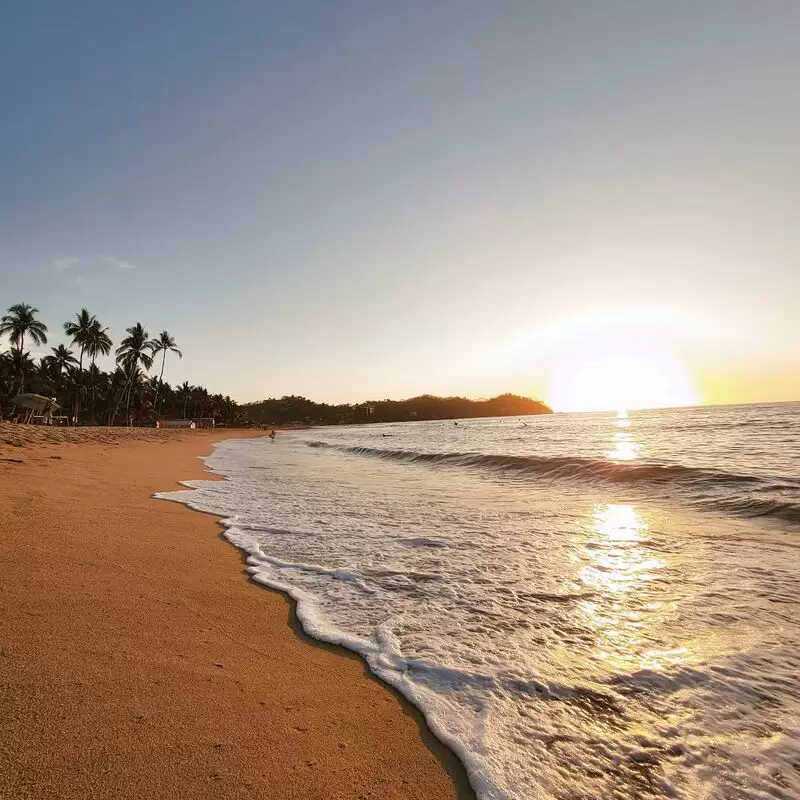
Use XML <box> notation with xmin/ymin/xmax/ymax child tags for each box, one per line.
<box><xmin>158</xmin><ymin>410</ymin><xmax>800</xmax><ymax>800</ymax></box>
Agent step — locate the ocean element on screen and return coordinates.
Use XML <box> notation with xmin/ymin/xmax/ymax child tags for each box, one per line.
<box><xmin>159</xmin><ymin>402</ymin><xmax>800</xmax><ymax>800</ymax></box>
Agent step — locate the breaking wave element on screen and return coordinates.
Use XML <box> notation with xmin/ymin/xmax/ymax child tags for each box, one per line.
<box><xmin>306</xmin><ymin>441</ymin><xmax>800</xmax><ymax>525</ymax></box>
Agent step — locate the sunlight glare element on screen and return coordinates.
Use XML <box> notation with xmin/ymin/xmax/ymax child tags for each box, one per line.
<box><xmin>607</xmin><ymin>430</ymin><xmax>641</xmax><ymax>461</ymax></box>
<box><xmin>547</xmin><ymin>343</ymin><xmax>699</xmax><ymax>412</ymax></box>
<box><xmin>576</xmin><ymin>504</ymin><xmax>686</xmax><ymax>672</ymax></box>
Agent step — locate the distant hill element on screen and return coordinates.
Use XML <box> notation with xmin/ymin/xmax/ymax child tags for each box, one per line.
<box><xmin>243</xmin><ymin>393</ymin><xmax>552</xmax><ymax>426</ymax></box>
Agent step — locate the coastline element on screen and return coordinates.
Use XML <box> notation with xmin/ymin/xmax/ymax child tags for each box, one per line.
<box><xmin>0</xmin><ymin>427</ymin><xmax>474</xmax><ymax>800</ymax></box>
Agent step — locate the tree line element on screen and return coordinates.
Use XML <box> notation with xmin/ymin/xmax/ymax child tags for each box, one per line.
<box><xmin>0</xmin><ymin>303</ymin><xmax>241</xmax><ymax>426</ymax></box>
<box><xmin>243</xmin><ymin>392</ymin><xmax>552</xmax><ymax>426</ymax></box>
<box><xmin>1</xmin><ymin>302</ymin><xmax>552</xmax><ymax>428</ymax></box>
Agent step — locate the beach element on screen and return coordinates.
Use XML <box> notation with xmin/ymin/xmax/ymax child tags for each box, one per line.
<box><xmin>0</xmin><ymin>426</ymin><xmax>472</xmax><ymax>800</ymax></box>
<box><xmin>172</xmin><ymin>408</ymin><xmax>800</xmax><ymax>799</ymax></box>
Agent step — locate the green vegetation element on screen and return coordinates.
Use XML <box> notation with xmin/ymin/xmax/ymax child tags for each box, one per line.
<box><xmin>0</xmin><ymin>303</ymin><xmax>241</xmax><ymax>426</ymax></box>
<box><xmin>1</xmin><ymin>301</ymin><xmax>551</xmax><ymax>427</ymax></box>
<box><xmin>0</xmin><ymin>303</ymin><xmax>48</xmax><ymax>353</ymax></box>
<box><xmin>243</xmin><ymin>393</ymin><xmax>551</xmax><ymax>426</ymax></box>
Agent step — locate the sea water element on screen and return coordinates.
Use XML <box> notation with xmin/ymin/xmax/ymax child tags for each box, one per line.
<box><xmin>158</xmin><ymin>403</ymin><xmax>800</xmax><ymax>800</ymax></box>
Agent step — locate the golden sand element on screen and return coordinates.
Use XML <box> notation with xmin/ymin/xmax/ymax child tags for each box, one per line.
<box><xmin>0</xmin><ymin>427</ymin><xmax>472</xmax><ymax>799</ymax></box>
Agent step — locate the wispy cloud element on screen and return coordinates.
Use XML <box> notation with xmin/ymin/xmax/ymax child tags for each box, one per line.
<box><xmin>51</xmin><ymin>253</ymin><xmax>138</xmax><ymax>284</ymax></box>
<box><xmin>99</xmin><ymin>254</ymin><xmax>137</xmax><ymax>271</ymax></box>
<box><xmin>53</xmin><ymin>256</ymin><xmax>79</xmax><ymax>272</ymax></box>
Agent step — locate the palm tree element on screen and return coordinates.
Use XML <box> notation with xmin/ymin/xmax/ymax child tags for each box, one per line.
<box><xmin>63</xmin><ymin>309</ymin><xmax>95</xmax><ymax>362</ymax></box>
<box><xmin>194</xmin><ymin>386</ymin><xmax>209</xmax><ymax>420</ymax></box>
<box><xmin>106</xmin><ymin>366</ymin><xmax>128</xmax><ymax>424</ymax></box>
<box><xmin>2</xmin><ymin>349</ymin><xmax>35</xmax><ymax>395</ymax></box>
<box><xmin>115</xmin><ymin>323</ymin><xmax>154</xmax><ymax>373</ymax></box>
<box><xmin>0</xmin><ymin>303</ymin><xmax>242</xmax><ymax>426</ymax></box>
<box><xmin>46</xmin><ymin>344</ymin><xmax>79</xmax><ymax>377</ymax></box>
<box><xmin>151</xmin><ymin>331</ymin><xmax>182</xmax><ymax>414</ymax></box>
<box><xmin>178</xmin><ymin>381</ymin><xmax>192</xmax><ymax>419</ymax></box>
<box><xmin>124</xmin><ymin>366</ymin><xmax>147</xmax><ymax>420</ymax></box>
<box><xmin>159</xmin><ymin>381</ymin><xmax>173</xmax><ymax>413</ymax></box>
<box><xmin>42</xmin><ymin>344</ymin><xmax>78</xmax><ymax>399</ymax></box>
<box><xmin>85</xmin><ymin>362</ymin><xmax>106</xmax><ymax>425</ymax></box>
<box><xmin>79</xmin><ymin>320</ymin><xmax>112</xmax><ymax>425</ymax></box>
<box><xmin>85</xmin><ymin>319</ymin><xmax>112</xmax><ymax>365</ymax></box>
<box><xmin>64</xmin><ymin>309</ymin><xmax>100</xmax><ymax>423</ymax></box>
<box><xmin>113</xmin><ymin>323</ymin><xmax>155</xmax><ymax>424</ymax></box>
<box><xmin>220</xmin><ymin>394</ymin><xmax>236</xmax><ymax>426</ymax></box>
<box><xmin>0</xmin><ymin>303</ymin><xmax>48</xmax><ymax>353</ymax></box>
<box><xmin>30</xmin><ymin>359</ymin><xmax>56</xmax><ymax>396</ymax></box>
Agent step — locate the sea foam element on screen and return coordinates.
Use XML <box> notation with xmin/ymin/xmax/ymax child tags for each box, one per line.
<box><xmin>158</xmin><ymin>406</ymin><xmax>800</xmax><ymax>800</ymax></box>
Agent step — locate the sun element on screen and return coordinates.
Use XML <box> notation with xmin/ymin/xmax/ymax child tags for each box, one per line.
<box><xmin>546</xmin><ymin>342</ymin><xmax>700</xmax><ymax>412</ymax></box>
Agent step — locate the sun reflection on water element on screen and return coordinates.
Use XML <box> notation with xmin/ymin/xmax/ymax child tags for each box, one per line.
<box><xmin>606</xmin><ymin>413</ymin><xmax>641</xmax><ymax>461</ymax></box>
<box><xmin>606</xmin><ymin>431</ymin><xmax>641</xmax><ymax>461</ymax></box>
<box><xmin>575</xmin><ymin>503</ymin><xmax>689</xmax><ymax>672</ymax></box>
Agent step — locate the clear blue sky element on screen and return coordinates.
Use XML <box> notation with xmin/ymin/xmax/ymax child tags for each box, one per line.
<box><xmin>2</xmin><ymin>1</ymin><xmax>798</xmax><ymax>407</ymax></box>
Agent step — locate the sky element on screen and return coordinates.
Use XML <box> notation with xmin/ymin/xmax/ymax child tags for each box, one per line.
<box><xmin>1</xmin><ymin>1</ymin><xmax>799</xmax><ymax>411</ymax></box>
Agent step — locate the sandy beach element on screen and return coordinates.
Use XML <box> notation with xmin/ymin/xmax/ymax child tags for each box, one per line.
<box><xmin>0</xmin><ymin>426</ymin><xmax>472</xmax><ymax>800</ymax></box>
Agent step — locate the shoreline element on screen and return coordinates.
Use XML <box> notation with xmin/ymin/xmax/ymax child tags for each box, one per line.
<box><xmin>0</xmin><ymin>428</ymin><xmax>474</xmax><ymax>800</ymax></box>
<box><xmin>165</xmin><ymin>435</ymin><xmax>477</xmax><ymax>799</ymax></box>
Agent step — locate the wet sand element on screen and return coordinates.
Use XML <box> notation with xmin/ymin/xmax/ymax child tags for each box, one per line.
<box><xmin>0</xmin><ymin>427</ymin><xmax>473</xmax><ymax>800</ymax></box>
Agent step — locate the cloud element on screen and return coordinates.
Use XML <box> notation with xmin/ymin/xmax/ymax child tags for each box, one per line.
<box><xmin>53</xmin><ymin>256</ymin><xmax>79</xmax><ymax>272</ymax></box>
<box><xmin>51</xmin><ymin>253</ymin><xmax>138</xmax><ymax>284</ymax></box>
<box><xmin>99</xmin><ymin>254</ymin><xmax>137</xmax><ymax>271</ymax></box>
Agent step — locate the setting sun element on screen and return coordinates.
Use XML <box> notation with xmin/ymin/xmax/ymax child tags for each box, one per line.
<box><xmin>3</xmin><ymin>5</ymin><xmax>799</xmax><ymax>800</ymax></box>
<box><xmin>547</xmin><ymin>342</ymin><xmax>700</xmax><ymax>412</ymax></box>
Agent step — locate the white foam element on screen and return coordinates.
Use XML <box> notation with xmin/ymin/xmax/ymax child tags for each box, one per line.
<box><xmin>157</xmin><ymin>422</ymin><xmax>800</xmax><ymax>800</ymax></box>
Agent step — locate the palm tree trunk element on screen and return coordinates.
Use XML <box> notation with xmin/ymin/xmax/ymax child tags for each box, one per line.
<box><xmin>108</xmin><ymin>391</ymin><xmax>117</xmax><ymax>425</ymax></box>
<box><xmin>73</xmin><ymin>347</ymin><xmax>84</xmax><ymax>425</ymax></box>
<box><xmin>109</xmin><ymin>388</ymin><xmax>122</xmax><ymax>425</ymax></box>
<box><xmin>156</xmin><ymin>351</ymin><xmax>166</xmax><ymax>414</ymax></box>
<box><xmin>18</xmin><ymin>334</ymin><xmax>25</xmax><ymax>391</ymax></box>
<box><xmin>111</xmin><ymin>369</ymin><xmax>133</xmax><ymax>426</ymax></box>
<box><xmin>89</xmin><ymin>358</ymin><xmax>97</xmax><ymax>425</ymax></box>
<box><xmin>125</xmin><ymin>379</ymin><xmax>134</xmax><ymax>426</ymax></box>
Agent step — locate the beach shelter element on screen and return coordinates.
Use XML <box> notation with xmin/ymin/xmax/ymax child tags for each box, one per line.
<box><xmin>12</xmin><ymin>393</ymin><xmax>60</xmax><ymax>424</ymax></box>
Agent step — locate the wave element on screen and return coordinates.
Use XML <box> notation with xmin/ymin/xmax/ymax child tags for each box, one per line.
<box><xmin>306</xmin><ymin>441</ymin><xmax>782</xmax><ymax>486</ymax></box>
<box><xmin>158</xmin><ymin>431</ymin><xmax>800</xmax><ymax>800</ymax></box>
<box><xmin>307</xmin><ymin>441</ymin><xmax>800</xmax><ymax>525</ymax></box>
<box><xmin>712</xmin><ymin>496</ymin><xmax>800</xmax><ymax>525</ymax></box>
